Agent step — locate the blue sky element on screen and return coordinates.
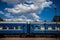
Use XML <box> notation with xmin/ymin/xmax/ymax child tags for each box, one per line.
<box><xmin>0</xmin><ymin>0</ymin><xmax>60</xmax><ymax>22</ymax></box>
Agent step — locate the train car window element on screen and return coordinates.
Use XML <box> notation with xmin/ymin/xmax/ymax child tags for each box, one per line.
<box><xmin>35</xmin><ymin>26</ymin><xmax>39</xmax><ymax>30</ymax></box>
<box><xmin>55</xmin><ymin>27</ymin><xmax>60</xmax><ymax>31</ymax></box>
<box><xmin>57</xmin><ymin>27</ymin><xmax>60</xmax><ymax>31</ymax></box>
<box><xmin>18</xmin><ymin>26</ymin><xmax>22</xmax><ymax>30</ymax></box>
<box><xmin>6</xmin><ymin>26</ymin><xmax>9</xmax><ymax>30</ymax></box>
<box><xmin>0</xmin><ymin>26</ymin><xmax>2</xmax><ymax>30</ymax></box>
<box><xmin>55</xmin><ymin>27</ymin><xmax>57</xmax><ymax>31</ymax></box>
<box><xmin>14</xmin><ymin>26</ymin><xmax>16</xmax><ymax>30</ymax></box>
<box><xmin>40</xmin><ymin>26</ymin><xmax>45</xmax><ymax>30</ymax></box>
<box><xmin>48</xmin><ymin>26</ymin><xmax>52</xmax><ymax>30</ymax></box>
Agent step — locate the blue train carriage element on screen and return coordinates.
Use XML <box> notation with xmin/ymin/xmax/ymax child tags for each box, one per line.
<box><xmin>0</xmin><ymin>22</ymin><xmax>28</xmax><ymax>35</ymax></box>
<box><xmin>30</xmin><ymin>22</ymin><xmax>60</xmax><ymax>35</ymax></box>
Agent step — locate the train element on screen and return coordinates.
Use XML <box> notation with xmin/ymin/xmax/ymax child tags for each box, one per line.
<box><xmin>0</xmin><ymin>22</ymin><xmax>60</xmax><ymax>37</ymax></box>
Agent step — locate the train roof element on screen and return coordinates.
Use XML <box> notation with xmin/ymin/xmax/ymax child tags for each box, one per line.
<box><xmin>0</xmin><ymin>22</ymin><xmax>60</xmax><ymax>24</ymax></box>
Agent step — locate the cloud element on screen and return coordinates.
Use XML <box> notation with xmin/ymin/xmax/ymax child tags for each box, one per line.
<box><xmin>5</xmin><ymin>13</ymin><xmax>13</xmax><ymax>18</ymax></box>
<box><xmin>5</xmin><ymin>8</ymin><xmax>21</xmax><ymax>14</ymax></box>
<box><xmin>2</xmin><ymin>0</ymin><xmax>26</xmax><ymax>5</ymax></box>
<box><xmin>30</xmin><ymin>13</ymin><xmax>40</xmax><ymax>19</ymax></box>
<box><xmin>5</xmin><ymin>4</ymin><xmax>38</xmax><ymax>14</ymax></box>
<box><xmin>4</xmin><ymin>18</ymin><xmax>33</xmax><ymax>22</ymax></box>
<box><xmin>3</xmin><ymin>0</ymin><xmax>52</xmax><ymax>21</ymax></box>
<box><xmin>0</xmin><ymin>11</ymin><xmax>4</xmax><ymax>14</ymax></box>
<box><xmin>19</xmin><ymin>15</ymin><xmax>27</xmax><ymax>19</ymax></box>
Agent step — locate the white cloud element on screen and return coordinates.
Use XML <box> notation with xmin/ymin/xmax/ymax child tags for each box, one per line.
<box><xmin>0</xmin><ymin>11</ymin><xmax>4</xmax><ymax>14</ymax></box>
<box><xmin>5</xmin><ymin>4</ymin><xmax>38</xmax><ymax>14</ymax></box>
<box><xmin>2</xmin><ymin>0</ymin><xmax>28</xmax><ymax>5</ymax></box>
<box><xmin>3</xmin><ymin>0</ymin><xmax>52</xmax><ymax>21</ymax></box>
<box><xmin>4</xmin><ymin>18</ymin><xmax>33</xmax><ymax>22</ymax></box>
<box><xmin>5</xmin><ymin>13</ymin><xmax>13</xmax><ymax>18</ymax></box>
<box><xmin>19</xmin><ymin>15</ymin><xmax>27</xmax><ymax>19</ymax></box>
<box><xmin>30</xmin><ymin>13</ymin><xmax>40</xmax><ymax>19</ymax></box>
<box><xmin>2</xmin><ymin>0</ymin><xmax>20</xmax><ymax>5</ymax></box>
<box><xmin>2</xmin><ymin>0</ymin><xmax>46</xmax><ymax>5</ymax></box>
<box><xmin>5</xmin><ymin>8</ymin><xmax>21</xmax><ymax>14</ymax></box>
<box><xmin>41</xmin><ymin>1</ymin><xmax>52</xmax><ymax>8</ymax></box>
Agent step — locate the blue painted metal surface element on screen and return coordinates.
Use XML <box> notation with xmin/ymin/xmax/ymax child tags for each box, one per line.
<box><xmin>0</xmin><ymin>22</ymin><xmax>60</xmax><ymax>35</ymax></box>
<box><xmin>30</xmin><ymin>22</ymin><xmax>60</xmax><ymax>34</ymax></box>
<box><xmin>0</xmin><ymin>22</ymin><xmax>28</xmax><ymax>34</ymax></box>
